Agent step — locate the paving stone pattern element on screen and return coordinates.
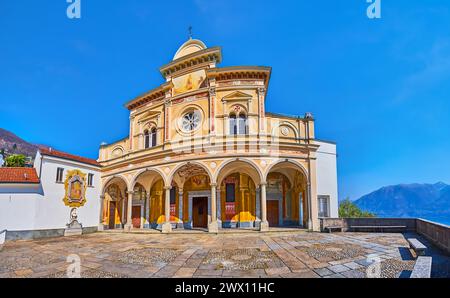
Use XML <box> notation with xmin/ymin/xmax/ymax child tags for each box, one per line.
<box><xmin>0</xmin><ymin>231</ymin><xmax>448</xmax><ymax>278</ymax></box>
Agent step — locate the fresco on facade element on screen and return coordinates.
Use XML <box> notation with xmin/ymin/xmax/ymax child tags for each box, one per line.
<box><xmin>63</xmin><ymin>169</ymin><xmax>87</xmax><ymax>208</ymax></box>
<box><xmin>172</xmin><ymin>69</ymin><xmax>206</xmax><ymax>95</ymax></box>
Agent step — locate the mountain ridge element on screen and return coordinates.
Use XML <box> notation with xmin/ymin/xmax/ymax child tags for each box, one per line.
<box><xmin>0</xmin><ymin>128</ymin><xmax>39</xmax><ymax>158</ymax></box>
<box><xmin>354</xmin><ymin>182</ymin><xmax>450</xmax><ymax>223</ymax></box>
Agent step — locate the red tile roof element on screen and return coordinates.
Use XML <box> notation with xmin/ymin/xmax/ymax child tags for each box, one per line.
<box><xmin>39</xmin><ymin>147</ymin><xmax>100</xmax><ymax>167</ymax></box>
<box><xmin>0</xmin><ymin>168</ymin><xmax>40</xmax><ymax>184</ymax></box>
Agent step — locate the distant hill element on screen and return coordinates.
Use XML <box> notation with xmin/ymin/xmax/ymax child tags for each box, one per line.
<box><xmin>355</xmin><ymin>182</ymin><xmax>450</xmax><ymax>224</ymax></box>
<box><xmin>0</xmin><ymin>128</ymin><xmax>38</xmax><ymax>158</ymax></box>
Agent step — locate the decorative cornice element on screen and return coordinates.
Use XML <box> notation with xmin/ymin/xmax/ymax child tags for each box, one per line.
<box><xmin>206</xmin><ymin>66</ymin><xmax>272</xmax><ymax>87</ymax></box>
<box><xmin>160</xmin><ymin>47</ymin><xmax>222</xmax><ymax>78</ymax></box>
<box><xmin>125</xmin><ymin>82</ymin><xmax>173</xmax><ymax>111</ymax></box>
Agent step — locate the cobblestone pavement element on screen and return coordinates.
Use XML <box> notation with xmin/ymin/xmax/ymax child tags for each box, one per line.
<box><xmin>0</xmin><ymin>231</ymin><xmax>449</xmax><ymax>278</ymax></box>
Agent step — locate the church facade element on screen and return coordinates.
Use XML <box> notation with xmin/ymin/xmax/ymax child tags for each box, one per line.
<box><xmin>98</xmin><ymin>38</ymin><xmax>338</xmax><ymax>233</ymax></box>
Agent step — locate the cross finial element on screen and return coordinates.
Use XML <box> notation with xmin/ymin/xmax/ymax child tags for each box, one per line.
<box><xmin>188</xmin><ymin>26</ymin><xmax>193</xmax><ymax>39</ymax></box>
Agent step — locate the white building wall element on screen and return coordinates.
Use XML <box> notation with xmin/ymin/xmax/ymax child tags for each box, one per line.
<box><xmin>0</xmin><ymin>189</ymin><xmax>41</xmax><ymax>232</ymax></box>
<box><xmin>0</xmin><ymin>151</ymin><xmax>101</xmax><ymax>236</ymax></box>
<box><xmin>34</xmin><ymin>152</ymin><xmax>101</xmax><ymax>230</ymax></box>
<box><xmin>315</xmin><ymin>140</ymin><xmax>339</xmax><ymax>218</ymax></box>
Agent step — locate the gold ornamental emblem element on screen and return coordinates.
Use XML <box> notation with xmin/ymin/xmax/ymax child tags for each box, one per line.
<box><xmin>63</xmin><ymin>169</ymin><xmax>87</xmax><ymax>208</ymax></box>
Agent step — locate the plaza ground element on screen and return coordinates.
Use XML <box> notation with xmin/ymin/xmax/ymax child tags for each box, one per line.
<box><xmin>0</xmin><ymin>231</ymin><xmax>449</xmax><ymax>278</ymax></box>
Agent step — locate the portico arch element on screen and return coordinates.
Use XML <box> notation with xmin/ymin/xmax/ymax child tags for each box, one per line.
<box><xmin>168</xmin><ymin>161</ymin><xmax>214</xmax><ymax>185</ymax></box>
<box><xmin>264</xmin><ymin>159</ymin><xmax>310</xmax><ymax>228</ymax></box>
<box><xmin>101</xmin><ymin>175</ymin><xmax>129</xmax><ymax>196</ymax></box>
<box><xmin>130</xmin><ymin>168</ymin><xmax>167</xmax><ymax>230</ymax></box>
<box><xmin>215</xmin><ymin>158</ymin><xmax>264</xmax><ymax>229</ymax></box>
<box><xmin>264</xmin><ymin>159</ymin><xmax>308</xmax><ymax>181</ymax></box>
<box><xmin>215</xmin><ymin>158</ymin><xmax>264</xmax><ymax>186</ymax></box>
<box><xmin>167</xmin><ymin>161</ymin><xmax>215</xmax><ymax>232</ymax></box>
<box><xmin>131</xmin><ymin>168</ymin><xmax>168</xmax><ymax>190</ymax></box>
<box><xmin>100</xmin><ymin>175</ymin><xmax>129</xmax><ymax>230</ymax></box>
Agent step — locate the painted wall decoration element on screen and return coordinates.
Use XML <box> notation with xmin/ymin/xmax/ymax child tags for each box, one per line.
<box><xmin>173</xmin><ymin>69</ymin><xmax>206</xmax><ymax>96</ymax></box>
<box><xmin>191</xmin><ymin>175</ymin><xmax>208</xmax><ymax>188</ymax></box>
<box><xmin>63</xmin><ymin>169</ymin><xmax>88</xmax><ymax>208</ymax></box>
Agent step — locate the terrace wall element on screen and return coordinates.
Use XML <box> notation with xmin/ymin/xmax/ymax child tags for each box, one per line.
<box><xmin>416</xmin><ymin>219</ymin><xmax>450</xmax><ymax>255</ymax></box>
<box><xmin>320</xmin><ymin>217</ymin><xmax>450</xmax><ymax>255</ymax></box>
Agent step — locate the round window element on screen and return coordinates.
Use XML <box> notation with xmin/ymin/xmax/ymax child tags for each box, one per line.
<box><xmin>181</xmin><ymin>110</ymin><xmax>201</xmax><ymax>132</ymax></box>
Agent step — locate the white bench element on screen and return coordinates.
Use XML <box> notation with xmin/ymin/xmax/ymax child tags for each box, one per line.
<box><xmin>407</xmin><ymin>238</ymin><xmax>427</xmax><ymax>256</ymax></box>
<box><xmin>410</xmin><ymin>256</ymin><xmax>432</xmax><ymax>278</ymax></box>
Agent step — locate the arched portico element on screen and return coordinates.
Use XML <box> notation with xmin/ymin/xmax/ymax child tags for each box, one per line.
<box><xmin>100</xmin><ymin>176</ymin><xmax>129</xmax><ymax>230</ymax></box>
<box><xmin>129</xmin><ymin>168</ymin><xmax>167</xmax><ymax>231</ymax></box>
<box><xmin>264</xmin><ymin>159</ymin><xmax>311</xmax><ymax>230</ymax></box>
<box><xmin>168</xmin><ymin>161</ymin><xmax>217</xmax><ymax>233</ymax></box>
<box><xmin>215</xmin><ymin>158</ymin><xmax>264</xmax><ymax>230</ymax></box>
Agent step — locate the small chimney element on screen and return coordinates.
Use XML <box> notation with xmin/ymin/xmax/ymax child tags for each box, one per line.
<box><xmin>49</xmin><ymin>147</ymin><xmax>52</xmax><ymax>152</ymax></box>
<box><xmin>24</xmin><ymin>173</ymin><xmax>28</xmax><ymax>180</ymax></box>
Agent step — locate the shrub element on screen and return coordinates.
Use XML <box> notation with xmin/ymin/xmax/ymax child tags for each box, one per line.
<box><xmin>4</xmin><ymin>154</ymin><xmax>26</xmax><ymax>167</ymax></box>
<box><xmin>339</xmin><ymin>198</ymin><xmax>376</xmax><ymax>218</ymax></box>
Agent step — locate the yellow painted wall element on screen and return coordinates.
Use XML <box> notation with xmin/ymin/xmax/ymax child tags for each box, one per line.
<box><xmin>149</xmin><ymin>179</ymin><xmax>164</xmax><ymax>224</ymax></box>
<box><xmin>220</xmin><ymin>173</ymin><xmax>256</xmax><ymax>223</ymax></box>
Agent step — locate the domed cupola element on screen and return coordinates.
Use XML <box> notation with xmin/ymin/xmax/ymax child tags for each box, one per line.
<box><xmin>173</xmin><ymin>38</ymin><xmax>208</xmax><ymax>61</ymax></box>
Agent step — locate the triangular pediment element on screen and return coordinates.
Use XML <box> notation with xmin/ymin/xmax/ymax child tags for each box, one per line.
<box><xmin>138</xmin><ymin>110</ymin><xmax>161</xmax><ymax>123</ymax></box>
<box><xmin>222</xmin><ymin>91</ymin><xmax>253</xmax><ymax>102</ymax></box>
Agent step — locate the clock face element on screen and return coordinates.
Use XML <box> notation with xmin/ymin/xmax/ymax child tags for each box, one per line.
<box><xmin>181</xmin><ymin>110</ymin><xmax>201</xmax><ymax>132</ymax></box>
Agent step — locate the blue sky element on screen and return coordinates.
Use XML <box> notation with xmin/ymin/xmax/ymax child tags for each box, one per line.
<box><xmin>1</xmin><ymin>1</ymin><xmax>449</xmax><ymax>200</ymax></box>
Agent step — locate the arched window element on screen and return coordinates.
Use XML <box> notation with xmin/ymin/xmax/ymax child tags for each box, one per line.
<box><xmin>151</xmin><ymin>127</ymin><xmax>157</xmax><ymax>147</ymax></box>
<box><xmin>230</xmin><ymin>113</ymin><xmax>248</xmax><ymax>135</ymax></box>
<box><xmin>144</xmin><ymin>130</ymin><xmax>150</xmax><ymax>149</ymax></box>
<box><xmin>144</xmin><ymin>127</ymin><xmax>157</xmax><ymax>149</ymax></box>
<box><xmin>229</xmin><ymin>114</ymin><xmax>237</xmax><ymax>135</ymax></box>
<box><xmin>238</xmin><ymin>114</ymin><xmax>248</xmax><ymax>135</ymax></box>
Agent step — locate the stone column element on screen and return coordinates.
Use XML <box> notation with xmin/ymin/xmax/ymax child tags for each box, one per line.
<box><xmin>124</xmin><ymin>191</ymin><xmax>134</xmax><ymax>232</ymax></box>
<box><xmin>260</xmin><ymin>182</ymin><xmax>269</xmax><ymax>232</ymax></box>
<box><xmin>255</xmin><ymin>188</ymin><xmax>261</xmax><ymax>229</ymax></box>
<box><xmin>299</xmin><ymin>192</ymin><xmax>304</xmax><ymax>228</ymax></box>
<box><xmin>98</xmin><ymin>195</ymin><xmax>105</xmax><ymax>231</ymax></box>
<box><xmin>241</xmin><ymin>188</ymin><xmax>246</xmax><ymax>226</ymax></box>
<box><xmin>307</xmin><ymin>182</ymin><xmax>313</xmax><ymax>231</ymax></box>
<box><xmin>121</xmin><ymin>199</ymin><xmax>126</xmax><ymax>226</ymax></box>
<box><xmin>208</xmin><ymin>183</ymin><xmax>219</xmax><ymax>233</ymax></box>
<box><xmin>178</xmin><ymin>189</ymin><xmax>184</xmax><ymax>229</ymax></box>
<box><xmin>162</xmin><ymin>186</ymin><xmax>172</xmax><ymax>233</ymax></box>
<box><xmin>145</xmin><ymin>193</ymin><xmax>150</xmax><ymax>229</ymax></box>
<box><xmin>217</xmin><ymin>187</ymin><xmax>222</xmax><ymax>228</ymax></box>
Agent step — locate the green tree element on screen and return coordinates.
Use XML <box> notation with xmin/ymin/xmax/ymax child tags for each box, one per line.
<box><xmin>4</xmin><ymin>154</ymin><xmax>26</xmax><ymax>167</ymax></box>
<box><xmin>339</xmin><ymin>198</ymin><xmax>376</xmax><ymax>218</ymax></box>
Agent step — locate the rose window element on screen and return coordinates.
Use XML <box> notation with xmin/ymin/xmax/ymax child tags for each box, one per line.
<box><xmin>181</xmin><ymin>111</ymin><xmax>201</xmax><ymax>132</ymax></box>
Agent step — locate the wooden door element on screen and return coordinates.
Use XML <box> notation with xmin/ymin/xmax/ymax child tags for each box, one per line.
<box><xmin>193</xmin><ymin>197</ymin><xmax>208</xmax><ymax>228</ymax></box>
<box><xmin>132</xmin><ymin>206</ymin><xmax>141</xmax><ymax>229</ymax></box>
<box><xmin>267</xmin><ymin>200</ymin><xmax>279</xmax><ymax>227</ymax></box>
<box><xmin>109</xmin><ymin>202</ymin><xmax>116</xmax><ymax>229</ymax></box>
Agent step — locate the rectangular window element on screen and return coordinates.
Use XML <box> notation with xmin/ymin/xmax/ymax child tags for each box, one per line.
<box><xmin>88</xmin><ymin>173</ymin><xmax>94</xmax><ymax>187</ymax></box>
<box><xmin>318</xmin><ymin>196</ymin><xmax>330</xmax><ymax>218</ymax></box>
<box><xmin>56</xmin><ymin>168</ymin><xmax>64</xmax><ymax>183</ymax></box>
<box><xmin>170</xmin><ymin>188</ymin><xmax>176</xmax><ymax>205</ymax></box>
<box><xmin>226</xmin><ymin>183</ymin><xmax>235</xmax><ymax>203</ymax></box>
